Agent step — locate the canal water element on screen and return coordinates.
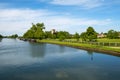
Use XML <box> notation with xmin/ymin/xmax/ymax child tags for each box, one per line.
<box><xmin>0</xmin><ymin>38</ymin><xmax>120</xmax><ymax>80</ymax></box>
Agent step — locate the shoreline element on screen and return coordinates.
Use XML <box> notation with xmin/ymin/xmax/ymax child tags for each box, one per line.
<box><xmin>37</xmin><ymin>40</ymin><xmax>120</xmax><ymax>57</ymax></box>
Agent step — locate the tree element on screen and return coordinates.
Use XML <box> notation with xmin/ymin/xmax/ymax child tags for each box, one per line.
<box><xmin>74</xmin><ymin>32</ymin><xmax>79</xmax><ymax>41</ymax></box>
<box><xmin>57</xmin><ymin>31</ymin><xmax>70</xmax><ymax>41</ymax></box>
<box><xmin>80</xmin><ymin>27</ymin><xmax>97</xmax><ymax>42</ymax></box>
<box><xmin>86</xmin><ymin>26</ymin><xmax>97</xmax><ymax>42</ymax></box>
<box><xmin>13</xmin><ymin>34</ymin><xmax>18</xmax><ymax>38</ymax></box>
<box><xmin>34</xmin><ymin>26</ymin><xmax>45</xmax><ymax>39</ymax></box>
<box><xmin>80</xmin><ymin>32</ymin><xmax>87</xmax><ymax>42</ymax></box>
<box><xmin>44</xmin><ymin>31</ymin><xmax>52</xmax><ymax>39</ymax></box>
<box><xmin>8</xmin><ymin>34</ymin><xmax>18</xmax><ymax>38</ymax></box>
<box><xmin>59</xmin><ymin>35</ymin><xmax>65</xmax><ymax>41</ymax></box>
<box><xmin>23</xmin><ymin>30</ymin><xmax>34</xmax><ymax>38</ymax></box>
<box><xmin>23</xmin><ymin>23</ymin><xmax>45</xmax><ymax>39</ymax></box>
<box><xmin>107</xmin><ymin>30</ymin><xmax>119</xmax><ymax>39</ymax></box>
<box><xmin>0</xmin><ymin>34</ymin><xmax>3</xmax><ymax>38</ymax></box>
<box><xmin>51</xmin><ymin>34</ymin><xmax>57</xmax><ymax>39</ymax></box>
<box><xmin>36</xmin><ymin>23</ymin><xmax>45</xmax><ymax>31</ymax></box>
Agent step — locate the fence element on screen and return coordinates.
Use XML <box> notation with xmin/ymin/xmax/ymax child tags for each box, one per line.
<box><xmin>64</xmin><ymin>40</ymin><xmax>120</xmax><ymax>47</ymax></box>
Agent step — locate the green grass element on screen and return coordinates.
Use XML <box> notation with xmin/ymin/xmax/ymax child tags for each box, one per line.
<box><xmin>97</xmin><ymin>38</ymin><xmax>120</xmax><ymax>43</ymax></box>
<box><xmin>37</xmin><ymin>39</ymin><xmax>120</xmax><ymax>54</ymax></box>
<box><xmin>65</xmin><ymin>38</ymin><xmax>120</xmax><ymax>43</ymax></box>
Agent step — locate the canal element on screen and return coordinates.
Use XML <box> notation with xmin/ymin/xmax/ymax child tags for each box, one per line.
<box><xmin>0</xmin><ymin>38</ymin><xmax>120</xmax><ymax>80</ymax></box>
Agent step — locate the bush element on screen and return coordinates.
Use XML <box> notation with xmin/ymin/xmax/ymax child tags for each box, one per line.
<box><xmin>59</xmin><ymin>36</ymin><xmax>65</xmax><ymax>41</ymax></box>
<box><xmin>0</xmin><ymin>34</ymin><xmax>3</xmax><ymax>38</ymax></box>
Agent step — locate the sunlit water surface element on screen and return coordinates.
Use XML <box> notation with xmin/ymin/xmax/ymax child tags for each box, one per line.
<box><xmin>0</xmin><ymin>38</ymin><xmax>120</xmax><ymax>80</ymax></box>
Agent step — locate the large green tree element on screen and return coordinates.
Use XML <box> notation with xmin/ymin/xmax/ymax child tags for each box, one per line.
<box><xmin>23</xmin><ymin>23</ymin><xmax>45</xmax><ymax>39</ymax></box>
<box><xmin>34</xmin><ymin>26</ymin><xmax>44</xmax><ymax>39</ymax></box>
<box><xmin>86</xmin><ymin>27</ymin><xmax>97</xmax><ymax>41</ymax></box>
<box><xmin>80</xmin><ymin>27</ymin><xmax>97</xmax><ymax>42</ymax></box>
<box><xmin>107</xmin><ymin>30</ymin><xmax>119</xmax><ymax>39</ymax></box>
<box><xmin>23</xmin><ymin>30</ymin><xmax>34</xmax><ymax>38</ymax></box>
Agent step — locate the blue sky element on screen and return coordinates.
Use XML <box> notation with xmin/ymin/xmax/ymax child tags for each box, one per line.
<box><xmin>0</xmin><ymin>0</ymin><xmax>120</xmax><ymax>36</ymax></box>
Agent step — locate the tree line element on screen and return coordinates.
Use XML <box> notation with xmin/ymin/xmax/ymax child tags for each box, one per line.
<box><xmin>23</xmin><ymin>23</ymin><xmax>71</xmax><ymax>41</ymax></box>
<box><xmin>23</xmin><ymin>23</ymin><xmax>120</xmax><ymax>41</ymax></box>
<box><xmin>0</xmin><ymin>23</ymin><xmax>119</xmax><ymax>40</ymax></box>
<box><xmin>0</xmin><ymin>22</ymin><xmax>119</xmax><ymax>41</ymax></box>
<box><xmin>0</xmin><ymin>34</ymin><xmax>18</xmax><ymax>38</ymax></box>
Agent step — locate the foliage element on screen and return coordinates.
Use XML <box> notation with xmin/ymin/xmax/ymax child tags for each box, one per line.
<box><xmin>23</xmin><ymin>30</ymin><xmax>34</xmax><ymax>38</ymax></box>
<box><xmin>57</xmin><ymin>31</ymin><xmax>70</xmax><ymax>41</ymax></box>
<box><xmin>44</xmin><ymin>31</ymin><xmax>57</xmax><ymax>39</ymax></box>
<box><xmin>80</xmin><ymin>32</ymin><xmax>87</xmax><ymax>41</ymax></box>
<box><xmin>107</xmin><ymin>30</ymin><xmax>119</xmax><ymax>39</ymax></box>
<box><xmin>11</xmin><ymin>34</ymin><xmax>18</xmax><ymax>38</ymax></box>
<box><xmin>0</xmin><ymin>34</ymin><xmax>3</xmax><ymax>38</ymax></box>
<box><xmin>97</xmin><ymin>38</ymin><xmax>120</xmax><ymax>43</ymax></box>
<box><xmin>38</xmin><ymin>39</ymin><xmax>120</xmax><ymax>53</ymax></box>
<box><xmin>23</xmin><ymin>23</ymin><xmax>45</xmax><ymax>39</ymax></box>
<box><xmin>44</xmin><ymin>31</ymin><xmax>52</xmax><ymax>39</ymax></box>
<box><xmin>74</xmin><ymin>32</ymin><xmax>80</xmax><ymax>41</ymax></box>
<box><xmin>52</xmin><ymin>34</ymin><xmax>57</xmax><ymax>39</ymax></box>
<box><xmin>86</xmin><ymin>26</ymin><xmax>97</xmax><ymax>41</ymax></box>
<box><xmin>80</xmin><ymin>27</ymin><xmax>97</xmax><ymax>42</ymax></box>
<box><xmin>59</xmin><ymin>35</ymin><xmax>65</xmax><ymax>41</ymax></box>
<box><xmin>6</xmin><ymin>34</ymin><xmax>18</xmax><ymax>38</ymax></box>
<box><xmin>23</xmin><ymin>22</ymin><xmax>120</xmax><ymax>41</ymax></box>
<box><xmin>44</xmin><ymin>30</ymin><xmax>71</xmax><ymax>40</ymax></box>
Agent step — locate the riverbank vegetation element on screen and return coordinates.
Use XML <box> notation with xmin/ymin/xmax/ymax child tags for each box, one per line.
<box><xmin>37</xmin><ymin>39</ymin><xmax>120</xmax><ymax>55</ymax></box>
<box><xmin>6</xmin><ymin>34</ymin><xmax>18</xmax><ymax>38</ymax></box>
<box><xmin>0</xmin><ymin>34</ymin><xmax>18</xmax><ymax>38</ymax></box>
<box><xmin>22</xmin><ymin>22</ymin><xmax>120</xmax><ymax>54</ymax></box>
<box><xmin>23</xmin><ymin>23</ymin><xmax>45</xmax><ymax>39</ymax></box>
<box><xmin>0</xmin><ymin>34</ymin><xmax>3</xmax><ymax>38</ymax></box>
<box><xmin>23</xmin><ymin>23</ymin><xmax>120</xmax><ymax>41</ymax></box>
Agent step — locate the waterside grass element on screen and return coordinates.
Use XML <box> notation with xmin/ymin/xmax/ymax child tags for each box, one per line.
<box><xmin>37</xmin><ymin>39</ymin><xmax>120</xmax><ymax>56</ymax></box>
<box><xmin>97</xmin><ymin>38</ymin><xmax>120</xmax><ymax>43</ymax></box>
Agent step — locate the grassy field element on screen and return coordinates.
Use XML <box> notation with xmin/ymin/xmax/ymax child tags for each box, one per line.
<box><xmin>97</xmin><ymin>38</ymin><xmax>120</xmax><ymax>42</ymax></box>
<box><xmin>65</xmin><ymin>38</ymin><xmax>120</xmax><ymax>47</ymax></box>
<box><xmin>65</xmin><ymin>38</ymin><xmax>120</xmax><ymax>43</ymax></box>
<box><xmin>37</xmin><ymin>39</ymin><xmax>120</xmax><ymax>56</ymax></box>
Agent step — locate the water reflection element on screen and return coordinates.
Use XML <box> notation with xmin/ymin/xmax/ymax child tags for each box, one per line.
<box><xmin>59</xmin><ymin>45</ymin><xmax>65</xmax><ymax>53</ymax></box>
<box><xmin>0</xmin><ymin>39</ymin><xmax>120</xmax><ymax>80</ymax></box>
<box><xmin>28</xmin><ymin>43</ymin><xmax>72</xmax><ymax>58</ymax></box>
<box><xmin>87</xmin><ymin>51</ymin><xmax>94</xmax><ymax>61</ymax></box>
<box><xmin>0</xmin><ymin>38</ymin><xmax>2</xmax><ymax>42</ymax></box>
<box><xmin>29</xmin><ymin>43</ymin><xmax>46</xmax><ymax>58</ymax></box>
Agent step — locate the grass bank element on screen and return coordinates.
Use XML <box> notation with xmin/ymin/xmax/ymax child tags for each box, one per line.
<box><xmin>37</xmin><ymin>39</ymin><xmax>120</xmax><ymax>56</ymax></box>
<box><xmin>97</xmin><ymin>38</ymin><xmax>120</xmax><ymax>42</ymax></box>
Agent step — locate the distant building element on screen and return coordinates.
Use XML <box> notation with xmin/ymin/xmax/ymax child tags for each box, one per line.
<box><xmin>97</xmin><ymin>32</ymin><xmax>106</xmax><ymax>38</ymax></box>
<box><xmin>51</xmin><ymin>29</ymin><xmax>56</xmax><ymax>34</ymax></box>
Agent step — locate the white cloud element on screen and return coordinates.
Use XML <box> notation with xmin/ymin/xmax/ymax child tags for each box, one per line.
<box><xmin>0</xmin><ymin>8</ymin><xmax>112</xmax><ymax>36</ymax></box>
<box><xmin>0</xmin><ymin>8</ymin><xmax>54</xmax><ymax>35</ymax></box>
<box><xmin>50</xmin><ymin>0</ymin><xmax>103</xmax><ymax>9</ymax></box>
<box><xmin>0</xmin><ymin>9</ymin><xmax>53</xmax><ymax>21</ymax></box>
